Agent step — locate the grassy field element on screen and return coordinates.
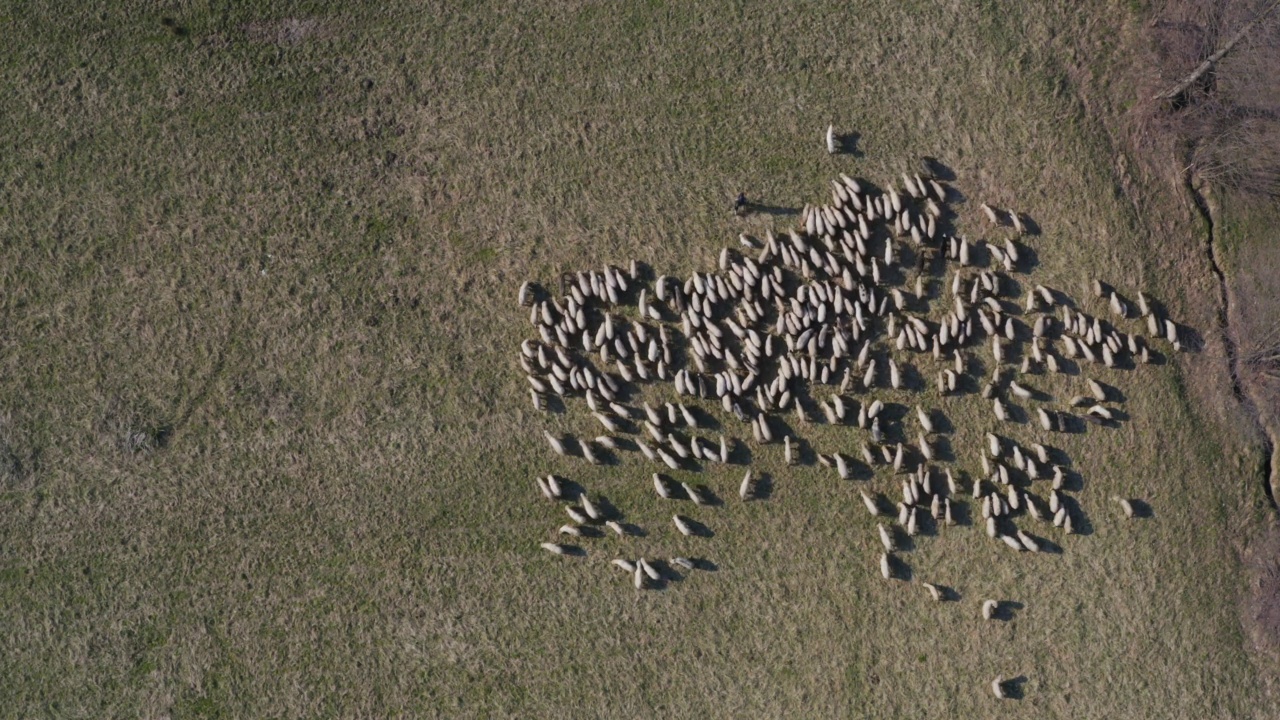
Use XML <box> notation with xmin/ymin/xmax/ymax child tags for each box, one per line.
<box><xmin>0</xmin><ymin>1</ymin><xmax>1276</xmax><ymax>717</ymax></box>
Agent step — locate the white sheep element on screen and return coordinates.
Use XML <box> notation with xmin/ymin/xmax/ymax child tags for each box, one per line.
<box><xmin>673</xmin><ymin>515</ymin><xmax>695</xmax><ymax>536</ymax></box>
<box><xmin>540</xmin><ymin>542</ymin><xmax>571</xmax><ymax>556</ymax></box>
<box><xmin>982</xmin><ymin>599</ymin><xmax>998</xmax><ymax>620</ymax></box>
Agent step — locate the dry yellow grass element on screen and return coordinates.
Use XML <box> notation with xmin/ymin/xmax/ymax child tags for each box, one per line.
<box><xmin>0</xmin><ymin>1</ymin><xmax>1274</xmax><ymax>717</ymax></box>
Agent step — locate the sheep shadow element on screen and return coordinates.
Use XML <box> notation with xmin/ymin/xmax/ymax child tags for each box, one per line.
<box><xmin>1013</xmin><ymin>242</ymin><xmax>1041</xmax><ymax>273</ymax></box>
<box><xmin>1058</xmin><ymin>413</ymin><xmax>1088</xmax><ymax>434</ymax></box>
<box><xmin>919</xmin><ymin>156</ymin><xmax>957</xmax><ymax>182</ymax></box>
<box><xmin>1005</xmin><ymin>675</ymin><xmax>1029</xmax><ymax>700</ymax></box>
<box><xmin>692</xmin><ymin>557</ymin><xmax>719</xmax><ymax>571</ymax></box>
<box><xmin>1030</xmin><ymin>533</ymin><xmax>1063</xmax><ymax>554</ymax></box>
<box><xmin>689</xmin><ymin>484</ymin><xmax>724</xmax><ymax>507</ymax></box>
<box><xmin>988</xmin><ymin>600</ymin><xmax>1022</xmax><ymax>622</ymax></box>
<box><xmin>593</xmin><ymin>495</ymin><xmax>623</xmax><ymax>520</ymax></box>
<box><xmin>935</xmin><ymin>584</ymin><xmax>962</xmax><ymax>602</ymax></box>
<box><xmin>754</xmin><ymin>473</ymin><xmax>775</xmax><ymax>500</ymax></box>
<box><xmin>1062</xmin><ymin>497</ymin><xmax>1094</xmax><ymax>536</ymax></box>
<box><xmin>890</xmin><ymin>555</ymin><xmax>914</xmax><ymax>582</ymax></box>
<box><xmin>618</xmin><ymin>523</ymin><xmax>648</xmax><ymax>537</ymax></box>
<box><xmin>747</xmin><ymin>203</ymin><xmax>801</xmax><ymax>217</ymax></box>
<box><xmin>679</xmin><ymin>517</ymin><xmax>715</xmax><ymax>538</ymax></box>
<box><xmin>930</xmin><ymin>410</ymin><xmax>955</xmax><ymax>435</ymax></box>
<box><xmin>1129</xmin><ymin>499</ymin><xmax>1155</xmax><ymax>518</ymax></box>
<box><xmin>651</xmin><ymin>560</ymin><xmax>685</xmax><ymax>583</ymax></box>
<box><xmin>835</xmin><ymin>132</ymin><xmax>863</xmax><ymax>156</ymax></box>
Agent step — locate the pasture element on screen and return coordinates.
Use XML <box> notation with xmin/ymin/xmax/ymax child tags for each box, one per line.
<box><xmin>0</xmin><ymin>1</ymin><xmax>1275</xmax><ymax>717</ymax></box>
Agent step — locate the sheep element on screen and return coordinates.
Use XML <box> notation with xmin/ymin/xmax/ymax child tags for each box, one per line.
<box><xmin>682</xmin><ymin>482</ymin><xmax>707</xmax><ymax>506</ymax></box>
<box><xmin>546</xmin><ymin>475</ymin><xmax>565</xmax><ymax>499</ymax></box>
<box><xmin>1088</xmin><ymin>378</ymin><xmax>1106</xmax><ymax>402</ymax></box>
<box><xmin>536</xmin><ymin>477</ymin><xmax>555</xmax><ymax>501</ymax></box>
<box><xmin>544</xmin><ymin>431</ymin><xmax>568</xmax><ymax>456</ymax></box>
<box><xmin>923</xmin><ymin>582</ymin><xmax>943</xmax><ymax>601</ymax></box>
<box><xmin>541</xmin><ymin>542</ymin><xmax>572</xmax><ymax>556</ymax></box>
<box><xmin>639</xmin><ymin>557</ymin><xmax>661</xmax><ymax>581</ymax></box>
<box><xmin>612</xmin><ymin>558</ymin><xmax>636</xmax><ymax>573</ymax></box>
<box><xmin>671</xmin><ymin>557</ymin><xmax>696</xmax><ymax>571</ymax></box>
<box><xmin>1053</xmin><ymin>507</ymin><xmax>1067</xmax><ymax>528</ymax></box>
<box><xmin>606</xmin><ymin>521</ymin><xmax>626</xmax><ymax>536</ymax></box>
<box><xmin>634</xmin><ymin>565</ymin><xmax>646</xmax><ymax>589</ymax></box>
<box><xmin>986</xmin><ymin>517</ymin><xmax>998</xmax><ymax>538</ymax></box>
<box><xmin>559</xmin><ymin>525</ymin><xmax>583</xmax><ymax>537</ymax></box>
<box><xmin>860</xmin><ymin>490</ymin><xmax>881</xmax><ymax>517</ymax></box>
<box><xmin>740</xmin><ymin>470</ymin><xmax>754</xmax><ymax>500</ymax></box>
<box><xmin>879</xmin><ymin>524</ymin><xmax>895</xmax><ymax>551</ymax></box>
<box><xmin>993</xmin><ymin>398</ymin><xmax>1008</xmax><ymax>422</ymax></box>
<box><xmin>983</xmin><ymin>599</ymin><xmax>998</xmax><ymax>620</ymax></box>
<box><xmin>1010</xmin><ymin>381</ymin><xmax>1032</xmax><ymax>399</ymax></box>
<box><xmin>1114</xmin><ymin>496</ymin><xmax>1135</xmax><ymax>519</ymax></box>
<box><xmin>657</xmin><ymin>448</ymin><xmax>681</xmax><ymax>470</ymax></box>
<box><xmin>654</xmin><ymin>474</ymin><xmax>674</xmax><ymax>499</ymax></box>
<box><xmin>566</xmin><ymin>506</ymin><xmax>591</xmax><ymax>524</ymax></box>
<box><xmin>991</xmin><ymin>676</ymin><xmax>1007</xmax><ymax>699</ymax></box>
<box><xmin>1088</xmin><ymin>405</ymin><xmax>1114</xmax><ymax>421</ymax></box>
<box><xmin>580</xmin><ymin>493</ymin><xmax>602</xmax><ymax>520</ymax></box>
<box><xmin>581</xmin><ymin>440</ymin><xmax>602</xmax><ymax>465</ymax></box>
<box><xmin>980</xmin><ymin>203</ymin><xmax>1000</xmax><ymax>225</ymax></box>
<box><xmin>673</xmin><ymin>515</ymin><xmax>696</xmax><ymax>536</ymax></box>
<box><xmin>826</xmin><ymin>124</ymin><xmax>836</xmax><ymax>154</ymax></box>
<box><xmin>1037</xmin><ymin>408</ymin><xmax>1054</xmax><ymax>432</ymax></box>
<box><xmin>1017</xmin><ymin>530</ymin><xmax>1041</xmax><ymax>552</ymax></box>
<box><xmin>1001</xmin><ymin>534</ymin><xmax>1024</xmax><ymax>551</ymax></box>
<box><xmin>880</xmin><ymin>553</ymin><xmax>892</xmax><ymax>580</ymax></box>
<box><xmin>917</xmin><ymin>406</ymin><xmax>934</xmax><ymax>433</ymax></box>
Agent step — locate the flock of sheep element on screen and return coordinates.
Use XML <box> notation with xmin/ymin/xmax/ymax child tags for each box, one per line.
<box><xmin>518</xmin><ymin>145</ymin><xmax>1179</xmax><ymax>699</ymax></box>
